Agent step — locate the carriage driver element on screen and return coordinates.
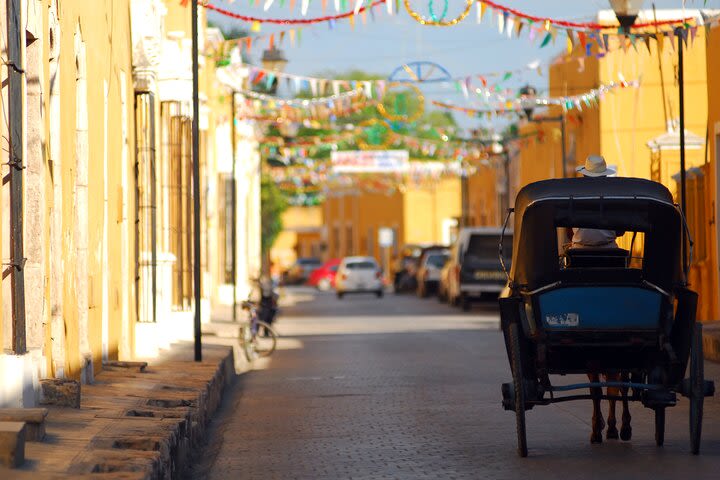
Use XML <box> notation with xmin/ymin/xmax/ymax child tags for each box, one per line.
<box><xmin>565</xmin><ymin>155</ymin><xmax>621</xmax><ymax>249</ymax></box>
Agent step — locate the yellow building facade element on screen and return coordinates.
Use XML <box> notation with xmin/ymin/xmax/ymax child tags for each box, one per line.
<box><xmin>0</xmin><ymin>0</ymin><xmax>262</xmax><ymax>407</ymax></box>
<box><xmin>272</xmin><ymin>206</ymin><xmax>324</xmax><ymax>272</ymax></box>
<box><xmin>515</xmin><ymin>9</ymin><xmax>717</xmax><ymax>322</ymax></box>
<box><xmin>323</xmin><ymin>177</ymin><xmax>461</xmax><ymax>268</ymax></box>
<box><xmin>702</xmin><ymin>23</ymin><xmax>720</xmax><ymax>323</ymax></box>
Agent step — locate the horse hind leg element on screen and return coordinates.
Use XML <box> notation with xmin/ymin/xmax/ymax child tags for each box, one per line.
<box><xmin>606</xmin><ymin>398</ymin><xmax>619</xmax><ymax>439</ymax></box>
<box><xmin>620</xmin><ymin>374</ymin><xmax>632</xmax><ymax>441</ymax></box>
<box><xmin>605</xmin><ymin>373</ymin><xmax>620</xmax><ymax>439</ymax></box>
<box><xmin>589</xmin><ymin>373</ymin><xmax>604</xmax><ymax>444</ymax></box>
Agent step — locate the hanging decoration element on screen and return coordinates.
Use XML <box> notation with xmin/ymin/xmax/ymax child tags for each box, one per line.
<box><xmin>431</xmin><ymin>78</ymin><xmax>639</xmax><ymax>116</ymax></box>
<box><xmin>356</xmin><ymin>118</ymin><xmax>395</xmax><ymax>150</ymax></box>
<box><xmin>428</xmin><ymin>0</ymin><xmax>449</xmax><ymax>22</ymax></box>
<box><xmin>477</xmin><ymin>1</ymin><xmax>698</xmax><ymax>32</ymax></box>
<box><xmin>239</xmin><ymin>86</ymin><xmax>364</xmax><ymax>106</ymax></box>
<box><xmin>402</xmin><ymin>0</ymin><xmax>473</xmax><ymax>26</ymax></box>
<box><xmin>376</xmin><ymin>82</ymin><xmax>425</xmax><ymax>123</ymax></box>
<box><xmin>201</xmin><ymin>0</ymin><xmax>386</xmax><ymax>25</ymax></box>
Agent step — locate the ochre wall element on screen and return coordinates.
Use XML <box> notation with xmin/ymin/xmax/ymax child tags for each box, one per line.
<box><xmin>596</xmin><ymin>34</ymin><xmax>707</xmax><ymax>179</ymax></box>
<box><xmin>55</xmin><ymin>0</ymin><xmax>136</xmax><ymax>377</ymax></box>
<box><xmin>467</xmin><ymin>165</ymin><xmax>500</xmax><ymax>227</ymax></box>
<box><xmin>403</xmin><ymin>178</ymin><xmax>461</xmax><ymax>244</ymax></box>
<box><xmin>701</xmin><ymin>25</ymin><xmax>720</xmax><ymax>322</ymax></box>
<box><xmin>271</xmin><ymin>206</ymin><xmax>324</xmax><ymax>270</ymax></box>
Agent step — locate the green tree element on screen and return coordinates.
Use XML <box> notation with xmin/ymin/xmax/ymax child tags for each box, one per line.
<box><xmin>261</xmin><ymin>173</ymin><xmax>288</xmax><ymax>254</ymax></box>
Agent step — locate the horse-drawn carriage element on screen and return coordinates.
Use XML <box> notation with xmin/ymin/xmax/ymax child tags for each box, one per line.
<box><xmin>499</xmin><ymin>177</ymin><xmax>715</xmax><ymax>457</ymax></box>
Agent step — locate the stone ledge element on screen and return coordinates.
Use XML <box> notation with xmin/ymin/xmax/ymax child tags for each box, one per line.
<box><xmin>703</xmin><ymin>321</ymin><xmax>720</xmax><ymax>363</ymax></box>
<box><xmin>17</xmin><ymin>344</ymin><xmax>235</xmax><ymax>479</ymax></box>
<box><xmin>0</xmin><ymin>421</ymin><xmax>26</xmax><ymax>468</ymax></box>
<box><xmin>0</xmin><ymin>408</ymin><xmax>48</xmax><ymax>441</ymax></box>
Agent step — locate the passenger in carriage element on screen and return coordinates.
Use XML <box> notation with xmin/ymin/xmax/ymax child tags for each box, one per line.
<box><xmin>564</xmin><ymin>155</ymin><xmax>622</xmax><ymax>250</ymax></box>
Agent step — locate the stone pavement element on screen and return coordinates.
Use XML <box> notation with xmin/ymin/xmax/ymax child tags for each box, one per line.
<box><xmin>193</xmin><ymin>287</ymin><xmax>720</xmax><ymax>480</ymax></box>
<box><xmin>0</xmin><ymin>342</ymin><xmax>235</xmax><ymax>480</ymax></box>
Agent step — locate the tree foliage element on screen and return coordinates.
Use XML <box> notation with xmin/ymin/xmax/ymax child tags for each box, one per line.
<box><xmin>261</xmin><ymin>173</ymin><xmax>288</xmax><ymax>254</ymax></box>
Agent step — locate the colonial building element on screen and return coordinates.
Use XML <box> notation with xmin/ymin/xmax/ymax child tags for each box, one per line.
<box><xmin>0</xmin><ymin>0</ymin><xmax>262</xmax><ymax>407</ymax></box>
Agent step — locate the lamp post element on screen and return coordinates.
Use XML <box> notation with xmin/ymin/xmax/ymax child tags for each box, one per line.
<box><xmin>260</xmin><ymin>47</ymin><xmax>288</xmax><ymax>95</ymax></box>
<box><xmin>191</xmin><ymin>0</ymin><xmax>202</xmax><ymax>361</ymax></box>
<box><xmin>519</xmin><ymin>85</ymin><xmax>568</xmax><ymax>178</ymax></box>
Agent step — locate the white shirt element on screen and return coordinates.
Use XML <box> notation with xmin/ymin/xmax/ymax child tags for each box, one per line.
<box><xmin>571</xmin><ymin>228</ymin><xmax>618</xmax><ymax>248</ymax></box>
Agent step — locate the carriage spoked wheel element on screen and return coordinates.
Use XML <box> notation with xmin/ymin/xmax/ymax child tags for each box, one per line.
<box><xmin>654</xmin><ymin>407</ymin><xmax>665</xmax><ymax>446</ymax></box>
<box><xmin>508</xmin><ymin>322</ymin><xmax>528</xmax><ymax>457</ymax></box>
<box><xmin>690</xmin><ymin>322</ymin><xmax>704</xmax><ymax>455</ymax></box>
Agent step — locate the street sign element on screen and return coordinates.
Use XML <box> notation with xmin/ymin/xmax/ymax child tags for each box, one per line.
<box><xmin>331</xmin><ymin>150</ymin><xmax>409</xmax><ymax>173</ymax></box>
<box><xmin>378</xmin><ymin>228</ymin><xmax>394</xmax><ymax>248</ymax></box>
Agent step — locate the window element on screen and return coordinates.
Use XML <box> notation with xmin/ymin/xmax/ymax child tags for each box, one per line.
<box><xmin>135</xmin><ymin>92</ymin><xmax>157</xmax><ymax>322</ymax></box>
<box><xmin>221</xmin><ymin>174</ymin><xmax>235</xmax><ymax>283</ymax></box>
<box><xmin>162</xmin><ymin>101</ymin><xmax>193</xmax><ymax>308</ymax></box>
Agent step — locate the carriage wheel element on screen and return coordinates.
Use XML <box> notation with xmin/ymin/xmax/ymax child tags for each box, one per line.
<box><xmin>654</xmin><ymin>407</ymin><xmax>665</xmax><ymax>446</ymax></box>
<box><xmin>690</xmin><ymin>323</ymin><xmax>704</xmax><ymax>455</ymax></box>
<box><xmin>509</xmin><ymin>322</ymin><xmax>528</xmax><ymax>457</ymax></box>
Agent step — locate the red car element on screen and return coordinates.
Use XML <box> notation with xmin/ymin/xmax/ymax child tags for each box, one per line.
<box><xmin>306</xmin><ymin>259</ymin><xmax>341</xmax><ymax>291</ymax></box>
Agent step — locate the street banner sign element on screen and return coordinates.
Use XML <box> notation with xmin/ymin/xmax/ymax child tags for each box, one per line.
<box><xmin>378</xmin><ymin>227</ymin><xmax>394</xmax><ymax>248</ymax></box>
<box><xmin>331</xmin><ymin>150</ymin><xmax>410</xmax><ymax>173</ymax></box>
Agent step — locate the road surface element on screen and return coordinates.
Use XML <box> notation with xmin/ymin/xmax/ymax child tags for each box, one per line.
<box><xmin>191</xmin><ymin>287</ymin><xmax>720</xmax><ymax>479</ymax></box>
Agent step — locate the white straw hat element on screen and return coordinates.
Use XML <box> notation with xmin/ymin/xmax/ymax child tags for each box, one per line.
<box><xmin>576</xmin><ymin>154</ymin><xmax>616</xmax><ymax>177</ymax></box>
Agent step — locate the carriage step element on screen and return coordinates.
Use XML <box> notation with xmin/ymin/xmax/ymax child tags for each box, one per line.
<box><xmin>679</xmin><ymin>379</ymin><xmax>715</xmax><ymax>398</ymax></box>
<box><xmin>641</xmin><ymin>390</ymin><xmax>676</xmax><ymax>408</ymax></box>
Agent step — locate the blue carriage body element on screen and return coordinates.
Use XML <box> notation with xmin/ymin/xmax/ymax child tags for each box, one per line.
<box><xmin>537</xmin><ymin>286</ymin><xmax>661</xmax><ymax>331</ymax></box>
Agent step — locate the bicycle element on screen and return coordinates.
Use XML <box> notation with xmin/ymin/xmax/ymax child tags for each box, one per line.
<box><xmin>239</xmin><ymin>300</ymin><xmax>278</xmax><ymax>362</ymax></box>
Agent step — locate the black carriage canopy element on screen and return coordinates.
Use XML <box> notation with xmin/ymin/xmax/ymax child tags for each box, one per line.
<box><xmin>508</xmin><ymin>177</ymin><xmax>684</xmax><ymax>291</ymax></box>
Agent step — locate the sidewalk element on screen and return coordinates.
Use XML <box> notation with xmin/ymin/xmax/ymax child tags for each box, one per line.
<box><xmin>704</xmin><ymin>321</ymin><xmax>720</xmax><ymax>363</ymax></box>
<box><xmin>1</xmin><ymin>337</ymin><xmax>238</xmax><ymax>479</ymax></box>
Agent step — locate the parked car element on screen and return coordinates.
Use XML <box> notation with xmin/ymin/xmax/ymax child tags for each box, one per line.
<box><xmin>442</xmin><ymin>228</ymin><xmax>512</xmax><ymax>311</ymax></box>
<box><xmin>283</xmin><ymin>257</ymin><xmax>322</xmax><ymax>285</ymax></box>
<box><xmin>416</xmin><ymin>249</ymin><xmax>449</xmax><ymax>298</ymax></box>
<box><xmin>335</xmin><ymin>256</ymin><xmax>384</xmax><ymax>298</ymax></box>
<box><xmin>392</xmin><ymin>244</ymin><xmax>446</xmax><ymax>293</ymax></box>
<box><xmin>307</xmin><ymin>258</ymin><xmax>341</xmax><ymax>291</ymax></box>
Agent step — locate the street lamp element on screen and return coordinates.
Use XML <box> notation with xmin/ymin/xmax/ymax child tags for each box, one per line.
<box><xmin>260</xmin><ymin>47</ymin><xmax>288</xmax><ymax>94</ymax></box>
<box><xmin>519</xmin><ymin>84</ymin><xmax>568</xmax><ymax>178</ymax></box>
<box><xmin>609</xmin><ymin>0</ymin><xmax>644</xmax><ymax>31</ymax></box>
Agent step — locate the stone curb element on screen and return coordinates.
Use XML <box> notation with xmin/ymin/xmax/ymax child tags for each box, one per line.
<box><xmin>703</xmin><ymin>322</ymin><xmax>720</xmax><ymax>363</ymax></box>
<box><xmin>2</xmin><ymin>344</ymin><xmax>235</xmax><ymax>479</ymax></box>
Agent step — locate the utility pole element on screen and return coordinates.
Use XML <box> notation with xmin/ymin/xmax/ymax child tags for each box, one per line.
<box><xmin>192</xmin><ymin>0</ymin><xmax>202</xmax><ymax>361</ymax></box>
<box><xmin>7</xmin><ymin>0</ymin><xmax>26</xmax><ymax>354</ymax></box>
<box><xmin>677</xmin><ymin>26</ymin><xmax>688</xmax><ymax>278</ymax></box>
<box><xmin>230</xmin><ymin>92</ymin><xmax>238</xmax><ymax>322</ymax></box>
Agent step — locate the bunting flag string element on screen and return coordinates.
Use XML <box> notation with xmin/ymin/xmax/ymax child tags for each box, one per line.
<box><xmin>431</xmin><ymin>78</ymin><xmax>638</xmax><ymax>116</ymax></box>
<box><xmin>201</xmin><ymin>0</ymin><xmax>386</xmax><ymax>24</ymax></box>
<box><xmin>239</xmin><ymin>86</ymin><xmax>364</xmax><ymax>106</ymax></box>
<box><xmin>478</xmin><ymin>0</ymin><xmax>696</xmax><ymax>32</ymax></box>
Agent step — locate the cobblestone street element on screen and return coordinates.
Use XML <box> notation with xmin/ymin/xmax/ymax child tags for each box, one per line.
<box><xmin>193</xmin><ymin>288</ymin><xmax>720</xmax><ymax>479</ymax></box>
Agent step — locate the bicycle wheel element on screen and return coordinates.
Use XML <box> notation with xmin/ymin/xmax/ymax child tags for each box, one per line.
<box><xmin>251</xmin><ymin>320</ymin><xmax>278</xmax><ymax>358</ymax></box>
<box><xmin>239</xmin><ymin>323</ymin><xmax>256</xmax><ymax>362</ymax></box>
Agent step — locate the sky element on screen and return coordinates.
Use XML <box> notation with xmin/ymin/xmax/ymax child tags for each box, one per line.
<box><xmin>206</xmin><ymin>0</ymin><xmax>720</xmax><ymax>132</ymax></box>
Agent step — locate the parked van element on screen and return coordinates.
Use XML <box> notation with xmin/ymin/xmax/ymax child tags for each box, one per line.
<box><xmin>440</xmin><ymin>227</ymin><xmax>512</xmax><ymax>311</ymax></box>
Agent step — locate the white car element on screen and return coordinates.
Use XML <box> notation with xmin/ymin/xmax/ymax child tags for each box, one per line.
<box><xmin>335</xmin><ymin>257</ymin><xmax>384</xmax><ymax>299</ymax></box>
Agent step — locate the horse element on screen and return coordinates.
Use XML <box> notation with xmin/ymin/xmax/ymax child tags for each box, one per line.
<box><xmin>588</xmin><ymin>372</ymin><xmax>632</xmax><ymax>443</ymax></box>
